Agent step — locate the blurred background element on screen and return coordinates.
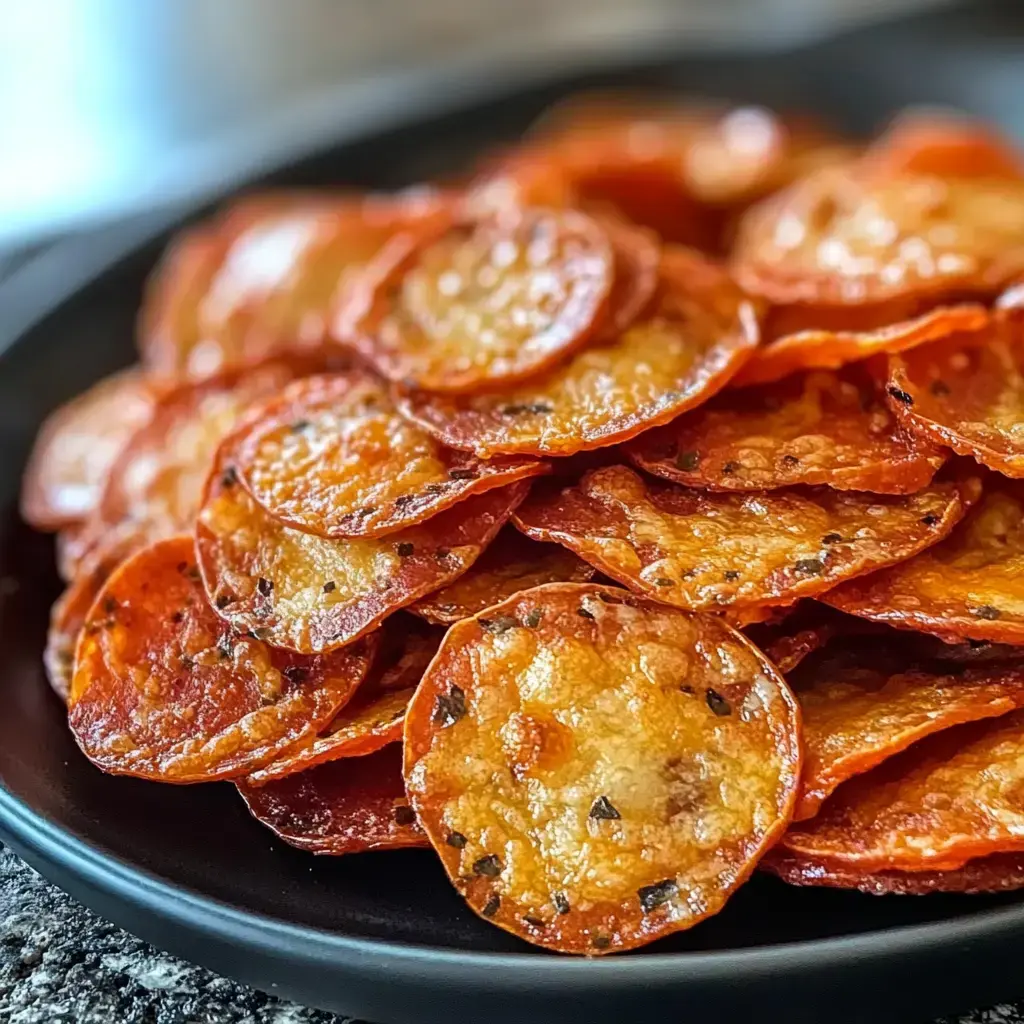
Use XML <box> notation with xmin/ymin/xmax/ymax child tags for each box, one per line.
<box><xmin>1</xmin><ymin>0</ymin><xmax>1023</xmax><ymax>251</ymax></box>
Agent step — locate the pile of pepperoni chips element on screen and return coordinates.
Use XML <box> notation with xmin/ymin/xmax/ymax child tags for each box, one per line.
<box><xmin>22</xmin><ymin>97</ymin><xmax>1024</xmax><ymax>955</ymax></box>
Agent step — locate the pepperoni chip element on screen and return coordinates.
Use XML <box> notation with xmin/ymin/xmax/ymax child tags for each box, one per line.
<box><xmin>886</xmin><ymin>316</ymin><xmax>1024</xmax><ymax>477</ymax></box>
<box><xmin>786</xmin><ymin>633</ymin><xmax>1024</xmax><ymax>821</ymax></box>
<box><xmin>336</xmin><ymin>207</ymin><xmax>615</xmax><ymax>393</ymax></box>
<box><xmin>233</xmin><ymin>373</ymin><xmax>546</xmax><ymax>539</ymax></box>
<box><xmin>764</xmin><ymin>849</ymin><xmax>1024</xmax><ymax>895</ymax></box>
<box><xmin>141</xmin><ymin>192</ymin><xmax>448</xmax><ymax>382</ymax></box>
<box><xmin>732</xmin><ymin>168</ymin><xmax>1024</xmax><ymax>307</ymax></box>
<box><xmin>67</xmin><ymin>537</ymin><xmax>376</xmax><ymax>783</ymax></box>
<box><xmin>729</xmin><ymin>302</ymin><xmax>989</xmax><ymax>389</ymax></box>
<box><xmin>404</xmin><ymin>583</ymin><xmax>801</xmax><ymax>954</ymax></box>
<box><xmin>21</xmin><ymin>369</ymin><xmax>156</xmax><ymax>531</ymax></box>
<box><xmin>245</xmin><ymin>617</ymin><xmax>443</xmax><ymax>786</ymax></box>
<box><xmin>197</xmin><ymin>441</ymin><xmax>530</xmax><ymax>653</ymax></box>
<box><xmin>824</xmin><ymin>476</ymin><xmax>1024</xmax><ymax>644</ymax></box>
<box><xmin>780</xmin><ymin>709</ymin><xmax>1024</xmax><ymax>872</ymax></box>
<box><xmin>398</xmin><ymin>247</ymin><xmax>760</xmax><ymax>457</ymax></box>
<box><xmin>862</xmin><ymin>112</ymin><xmax>1024</xmax><ymax>181</ymax></box>
<box><xmin>94</xmin><ymin>359</ymin><xmax>308</xmax><ymax>549</ymax></box>
<box><xmin>629</xmin><ymin>364</ymin><xmax>945</xmax><ymax>494</ymax></box>
<box><xmin>45</xmin><ymin>530</ymin><xmax>142</xmax><ymax>703</ymax></box>
<box><xmin>238</xmin><ymin>746</ymin><xmax>427</xmax><ymax>855</ymax></box>
<box><xmin>513</xmin><ymin>465</ymin><xmax>972</xmax><ymax>615</ymax></box>
<box><xmin>411</xmin><ymin>528</ymin><xmax>595</xmax><ymax>624</ymax></box>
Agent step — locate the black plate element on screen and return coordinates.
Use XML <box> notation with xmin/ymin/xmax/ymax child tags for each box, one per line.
<box><xmin>5</xmin><ymin>13</ymin><xmax>1024</xmax><ymax>1023</ymax></box>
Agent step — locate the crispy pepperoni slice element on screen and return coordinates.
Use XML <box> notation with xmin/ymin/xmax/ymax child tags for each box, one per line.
<box><xmin>862</xmin><ymin>111</ymin><xmax>1024</xmax><ymax>181</ymax></box>
<box><xmin>404</xmin><ymin>583</ymin><xmax>800</xmax><ymax>954</ymax></box>
<box><xmin>67</xmin><ymin>536</ymin><xmax>375</xmax><ymax>782</ymax></box>
<box><xmin>397</xmin><ymin>247</ymin><xmax>759</xmax><ymax>457</ymax></box>
<box><xmin>732</xmin><ymin>168</ymin><xmax>1024</xmax><ymax>307</ymax></box>
<box><xmin>764</xmin><ymin>849</ymin><xmax>1024</xmax><ymax>895</ymax></box>
<box><xmin>196</xmin><ymin>441</ymin><xmax>530</xmax><ymax>653</ymax></box>
<box><xmin>629</xmin><ymin>363</ymin><xmax>945</xmax><ymax>494</ymax></box>
<box><xmin>885</xmin><ymin>314</ymin><xmax>1024</xmax><ymax>477</ymax></box>
<box><xmin>95</xmin><ymin>359</ymin><xmax>310</xmax><ymax>549</ymax></box>
<box><xmin>45</xmin><ymin>530</ymin><xmax>142</xmax><ymax>704</ymax></box>
<box><xmin>786</xmin><ymin>632</ymin><xmax>1024</xmax><ymax>821</ymax></box>
<box><xmin>779</xmin><ymin>709</ymin><xmax>1024</xmax><ymax>872</ymax></box>
<box><xmin>140</xmin><ymin>191</ymin><xmax>447</xmax><ymax>382</ymax></box>
<box><xmin>513</xmin><ymin>465</ymin><xmax>974</xmax><ymax>615</ymax></box>
<box><xmin>233</xmin><ymin>373</ymin><xmax>546</xmax><ymax>538</ymax></box>
<box><xmin>411</xmin><ymin>527</ymin><xmax>595</xmax><ymax>624</ymax></box>
<box><xmin>729</xmin><ymin>302</ymin><xmax>989</xmax><ymax>389</ymax></box>
<box><xmin>824</xmin><ymin>475</ymin><xmax>1024</xmax><ymax>644</ymax></box>
<box><xmin>245</xmin><ymin>617</ymin><xmax>443</xmax><ymax>786</ymax></box>
<box><xmin>21</xmin><ymin>369</ymin><xmax>156</xmax><ymax>531</ymax></box>
<box><xmin>335</xmin><ymin>207</ymin><xmax>615</xmax><ymax>392</ymax></box>
<box><xmin>238</xmin><ymin>746</ymin><xmax>427</xmax><ymax>855</ymax></box>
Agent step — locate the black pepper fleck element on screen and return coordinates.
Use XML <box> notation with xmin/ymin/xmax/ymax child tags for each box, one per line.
<box><xmin>479</xmin><ymin>615</ymin><xmax>519</xmax><ymax>635</ymax></box>
<box><xmin>397</xmin><ymin>542</ymin><xmax>415</xmax><ymax>557</ymax></box>
<box><xmin>501</xmin><ymin>402</ymin><xmax>553</xmax><ymax>416</ymax></box>
<box><xmin>920</xmin><ymin>514</ymin><xmax>941</xmax><ymax>527</ymax></box>
<box><xmin>215</xmin><ymin>594</ymin><xmax>233</xmax><ymax>609</ymax></box>
<box><xmin>323</xmin><ymin>581</ymin><xmax>336</xmax><ymax>593</ymax></box>
<box><xmin>482</xmin><ymin>895</ymin><xmax>501</xmax><ymax>918</ymax></box>
<box><xmin>780</xmin><ymin>454</ymin><xmax>800</xmax><ymax>466</ymax></box>
<box><xmin>721</xmin><ymin>461</ymin><xmax>739</xmax><ymax>475</ymax></box>
<box><xmin>723</xmin><ymin>570</ymin><xmax>740</xmax><ymax>582</ymax></box>
<box><xmin>448</xmin><ymin>468</ymin><xmax>478</xmax><ymax>481</ymax></box>
<box><xmin>589</xmin><ymin>796</ymin><xmax>621</xmax><ymax>820</ymax></box>
<box><xmin>638</xmin><ymin>878</ymin><xmax>679</xmax><ymax>913</ymax></box>
<box><xmin>654</xmin><ymin>577</ymin><xmax>674</xmax><ymax>587</ymax></box>
<box><xmin>705</xmin><ymin>689</ymin><xmax>731</xmax><ymax>716</ymax></box>
<box><xmin>446</xmin><ymin>831</ymin><xmax>468</xmax><ymax>849</ymax></box>
<box><xmin>887</xmin><ymin>385</ymin><xmax>914</xmax><ymax>406</ymax></box>
<box><xmin>971</xmin><ymin>605</ymin><xmax>1002</xmax><ymax>621</ymax></box>
<box><xmin>473</xmin><ymin>854</ymin><xmax>503</xmax><ymax>877</ymax></box>
<box><xmin>170</xmin><ymin>610</ymin><xmax>185</xmax><ymax>624</ymax></box>
<box><xmin>592</xmin><ymin>935</ymin><xmax>611</xmax><ymax>950</ymax></box>
<box><xmin>102</xmin><ymin>597</ymin><xmax>118</xmax><ymax>615</ymax></box>
<box><xmin>552</xmin><ymin>892</ymin><xmax>571</xmax><ymax>915</ymax></box>
<box><xmin>220</xmin><ymin>466</ymin><xmax>238</xmax><ymax>488</ymax></box>
<box><xmin>256</xmin><ymin>577</ymin><xmax>274</xmax><ymax>598</ymax></box>
<box><xmin>290</xmin><ymin>419</ymin><xmax>312</xmax><ymax>432</ymax></box>
<box><xmin>794</xmin><ymin>558</ymin><xmax>825</xmax><ymax>575</ymax></box>
<box><xmin>675</xmin><ymin>450</ymin><xmax>700</xmax><ymax>471</ymax></box>
<box><xmin>821</xmin><ymin>533</ymin><xmax>843</xmax><ymax>545</ymax></box>
<box><xmin>282</xmin><ymin>666</ymin><xmax>309</xmax><ymax>684</ymax></box>
<box><xmin>523</xmin><ymin>916</ymin><xmax>545</xmax><ymax>928</ymax></box>
<box><xmin>525</xmin><ymin>608</ymin><xmax>543</xmax><ymax>628</ymax></box>
<box><xmin>577</xmin><ymin>607</ymin><xmax>595</xmax><ymax>620</ymax></box>
<box><xmin>432</xmin><ymin>685</ymin><xmax>467</xmax><ymax>728</ymax></box>
<box><xmin>393</xmin><ymin>805</ymin><xmax>416</xmax><ymax>826</ymax></box>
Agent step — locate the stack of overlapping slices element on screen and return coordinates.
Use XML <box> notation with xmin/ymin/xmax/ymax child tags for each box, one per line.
<box><xmin>20</xmin><ymin>97</ymin><xmax>1024</xmax><ymax>954</ymax></box>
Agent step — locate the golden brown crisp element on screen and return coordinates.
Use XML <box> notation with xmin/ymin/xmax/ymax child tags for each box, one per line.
<box><xmin>886</xmin><ymin>315</ymin><xmax>1024</xmax><ymax>477</ymax></box>
<box><xmin>786</xmin><ymin>634</ymin><xmax>1024</xmax><ymax>820</ymax></box>
<box><xmin>513</xmin><ymin>465</ymin><xmax>973</xmax><ymax>615</ymax></box>
<box><xmin>67</xmin><ymin>536</ymin><xmax>376</xmax><ymax>782</ymax></box>
<box><xmin>234</xmin><ymin>373</ymin><xmax>546</xmax><ymax>538</ymax></box>
<box><xmin>411</xmin><ymin>528</ymin><xmax>595</xmax><ymax>624</ymax></box>
<box><xmin>780</xmin><ymin>709</ymin><xmax>1024</xmax><ymax>872</ymax></box>
<box><xmin>629</xmin><ymin>364</ymin><xmax>945</xmax><ymax>493</ymax></box>
<box><xmin>140</xmin><ymin>191</ymin><xmax>448</xmax><ymax>382</ymax></box>
<box><xmin>732</xmin><ymin>168</ymin><xmax>1024</xmax><ymax>307</ymax></box>
<box><xmin>245</xmin><ymin>617</ymin><xmax>443</xmax><ymax>786</ymax></box>
<box><xmin>397</xmin><ymin>247</ymin><xmax>759</xmax><ymax>457</ymax></box>
<box><xmin>824</xmin><ymin>475</ymin><xmax>1024</xmax><ymax>644</ymax></box>
<box><xmin>335</xmin><ymin>207</ymin><xmax>614</xmax><ymax>392</ymax></box>
<box><xmin>404</xmin><ymin>583</ymin><xmax>801</xmax><ymax>954</ymax></box>
<box><xmin>238</xmin><ymin>746</ymin><xmax>428</xmax><ymax>855</ymax></box>
<box><xmin>196</xmin><ymin>442</ymin><xmax>530</xmax><ymax>653</ymax></box>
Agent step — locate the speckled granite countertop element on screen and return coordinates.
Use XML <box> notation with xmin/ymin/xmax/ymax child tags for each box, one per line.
<box><xmin>0</xmin><ymin>842</ymin><xmax>1018</xmax><ymax>1024</ymax></box>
